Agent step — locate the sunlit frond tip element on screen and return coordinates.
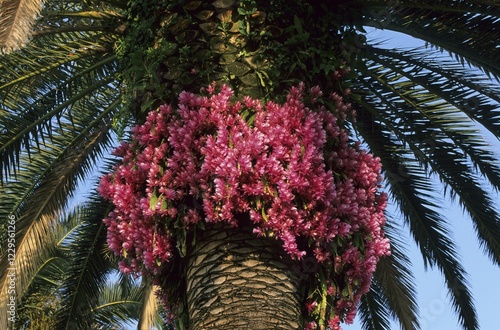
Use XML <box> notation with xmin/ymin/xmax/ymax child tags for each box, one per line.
<box><xmin>0</xmin><ymin>0</ymin><xmax>45</xmax><ymax>53</ymax></box>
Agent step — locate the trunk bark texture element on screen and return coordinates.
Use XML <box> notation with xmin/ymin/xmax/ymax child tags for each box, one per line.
<box><xmin>186</xmin><ymin>222</ymin><xmax>303</xmax><ymax>329</ymax></box>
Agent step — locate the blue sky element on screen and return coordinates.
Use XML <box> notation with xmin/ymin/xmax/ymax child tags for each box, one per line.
<box><xmin>344</xmin><ymin>28</ymin><xmax>500</xmax><ymax>330</ymax></box>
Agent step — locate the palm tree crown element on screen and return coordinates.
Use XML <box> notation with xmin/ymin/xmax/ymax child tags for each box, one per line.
<box><xmin>1</xmin><ymin>0</ymin><xmax>499</xmax><ymax>329</ymax></box>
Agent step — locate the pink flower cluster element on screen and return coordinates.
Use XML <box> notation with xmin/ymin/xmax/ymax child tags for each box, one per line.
<box><xmin>99</xmin><ymin>83</ymin><xmax>390</xmax><ymax>328</ymax></box>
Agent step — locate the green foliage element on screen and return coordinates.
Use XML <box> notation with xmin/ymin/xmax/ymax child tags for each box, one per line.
<box><xmin>16</xmin><ymin>293</ymin><xmax>61</xmax><ymax>329</ymax></box>
<box><xmin>116</xmin><ymin>0</ymin><xmax>361</xmax><ymax>119</ymax></box>
<box><xmin>264</xmin><ymin>2</ymin><xmax>360</xmax><ymax>97</ymax></box>
<box><xmin>114</xmin><ymin>0</ymin><xmax>173</xmax><ymax>122</ymax></box>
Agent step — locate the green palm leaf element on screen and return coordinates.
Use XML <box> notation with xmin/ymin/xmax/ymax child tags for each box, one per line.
<box><xmin>358</xmin><ymin>280</ymin><xmax>392</xmax><ymax>330</ymax></box>
<box><xmin>13</xmin><ymin>210</ymin><xmax>75</xmax><ymax>329</ymax></box>
<box><xmin>357</xmin><ymin>220</ymin><xmax>419</xmax><ymax>330</ymax></box>
<box><xmin>92</xmin><ymin>277</ymin><xmax>143</xmax><ymax>329</ymax></box>
<box><xmin>354</xmin><ymin>111</ymin><xmax>478</xmax><ymax>328</ymax></box>
<box><xmin>0</xmin><ymin>0</ymin><xmax>124</xmax><ymax>182</ymax></box>
<box><xmin>12</xmin><ymin>195</ymin><xmax>156</xmax><ymax>329</ymax></box>
<box><xmin>0</xmin><ymin>120</ymin><xmax>115</xmax><ymax>328</ymax></box>
<box><xmin>362</xmin><ymin>0</ymin><xmax>500</xmax><ymax>80</ymax></box>
<box><xmin>353</xmin><ymin>45</ymin><xmax>500</xmax><ymax>269</ymax></box>
<box><xmin>367</xmin><ymin>219</ymin><xmax>419</xmax><ymax>330</ymax></box>
<box><xmin>55</xmin><ymin>194</ymin><xmax>113</xmax><ymax>330</ymax></box>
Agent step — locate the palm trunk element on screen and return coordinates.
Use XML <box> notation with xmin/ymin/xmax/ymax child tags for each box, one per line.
<box><xmin>186</xmin><ymin>221</ymin><xmax>303</xmax><ymax>329</ymax></box>
<box><xmin>125</xmin><ymin>1</ymin><xmax>335</xmax><ymax>327</ymax></box>
<box><xmin>128</xmin><ymin>0</ymin><xmax>301</xmax><ymax>119</ymax></box>
<box><xmin>149</xmin><ymin>2</ymin><xmax>316</xmax><ymax>328</ymax></box>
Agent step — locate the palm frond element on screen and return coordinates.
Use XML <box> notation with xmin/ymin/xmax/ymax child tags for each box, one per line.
<box><xmin>352</xmin><ymin>45</ymin><xmax>500</xmax><ymax>271</ymax></box>
<box><xmin>362</xmin><ymin>0</ymin><xmax>500</xmax><ymax>80</ymax></box>
<box><xmin>56</xmin><ymin>194</ymin><xmax>114</xmax><ymax>330</ymax></box>
<box><xmin>354</xmin><ymin>111</ymin><xmax>478</xmax><ymax>329</ymax></box>
<box><xmin>358</xmin><ymin>280</ymin><xmax>392</xmax><ymax>330</ymax></box>
<box><xmin>0</xmin><ymin>0</ymin><xmax>124</xmax><ymax>183</ymax></box>
<box><xmin>0</xmin><ymin>210</ymin><xmax>58</xmax><ymax>328</ymax></box>
<box><xmin>0</xmin><ymin>2</ymin><xmax>128</xmax><ymax>327</ymax></box>
<box><xmin>0</xmin><ymin>0</ymin><xmax>45</xmax><ymax>52</ymax></box>
<box><xmin>0</xmin><ymin>114</ymin><xmax>115</xmax><ymax>329</ymax></box>
<box><xmin>13</xmin><ymin>210</ymin><xmax>76</xmax><ymax>329</ymax></box>
<box><xmin>92</xmin><ymin>278</ymin><xmax>143</xmax><ymax>329</ymax></box>
<box><xmin>11</xmin><ymin>190</ymin><xmax>144</xmax><ymax>330</ymax></box>
<box><xmin>365</xmin><ymin>219</ymin><xmax>419</xmax><ymax>330</ymax></box>
<box><xmin>365</xmin><ymin>46</ymin><xmax>500</xmax><ymax>141</ymax></box>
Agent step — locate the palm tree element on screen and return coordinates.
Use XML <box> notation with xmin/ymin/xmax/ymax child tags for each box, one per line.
<box><xmin>1</xmin><ymin>0</ymin><xmax>499</xmax><ymax>329</ymax></box>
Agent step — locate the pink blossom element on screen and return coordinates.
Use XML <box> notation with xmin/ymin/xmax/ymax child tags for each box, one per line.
<box><xmin>305</xmin><ymin>321</ymin><xmax>318</xmax><ymax>330</ymax></box>
<box><xmin>99</xmin><ymin>83</ymin><xmax>390</xmax><ymax>328</ymax></box>
<box><xmin>305</xmin><ymin>300</ymin><xmax>318</xmax><ymax>313</ymax></box>
<box><xmin>328</xmin><ymin>316</ymin><xmax>342</xmax><ymax>330</ymax></box>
